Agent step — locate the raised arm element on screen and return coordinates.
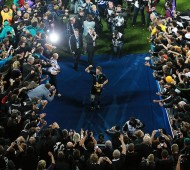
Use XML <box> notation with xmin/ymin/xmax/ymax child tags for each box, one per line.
<box><xmin>44</xmin><ymin>89</ymin><xmax>56</xmax><ymax>102</ymax></box>
<box><xmin>176</xmin><ymin>155</ymin><xmax>182</xmax><ymax>170</ymax></box>
<box><xmin>119</xmin><ymin>134</ymin><xmax>126</xmax><ymax>155</ymax></box>
<box><xmin>47</xmin><ymin>152</ymin><xmax>55</xmax><ymax>170</ymax></box>
<box><xmin>90</xmin><ymin>132</ymin><xmax>97</xmax><ymax>146</ymax></box>
<box><xmin>85</xmin><ymin>65</ymin><xmax>93</xmax><ymax>73</ymax></box>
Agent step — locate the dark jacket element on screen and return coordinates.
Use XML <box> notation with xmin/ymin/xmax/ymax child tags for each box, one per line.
<box><xmin>69</xmin><ymin>33</ymin><xmax>83</xmax><ymax>52</ymax></box>
<box><xmin>105</xmin><ymin>130</ymin><xmax>121</xmax><ymax>149</ymax></box>
<box><xmin>86</xmin><ymin>33</ymin><xmax>95</xmax><ymax>48</ymax></box>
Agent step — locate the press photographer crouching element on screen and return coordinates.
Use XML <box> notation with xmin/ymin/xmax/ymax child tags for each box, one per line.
<box><xmin>27</xmin><ymin>83</ymin><xmax>56</xmax><ymax>102</ymax></box>
<box><xmin>122</xmin><ymin>117</ymin><xmax>144</xmax><ymax>137</ymax></box>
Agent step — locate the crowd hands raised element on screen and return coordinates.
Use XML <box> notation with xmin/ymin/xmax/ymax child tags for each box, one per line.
<box><xmin>0</xmin><ymin>115</ymin><xmax>190</xmax><ymax>170</ymax></box>
<box><xmin>0</xmin><ymin>0</ymin><xmax>123</xmax><ymax>169</ymax></box>
<box><xmin>0</xmin><ymin>0</ymin><xmax>189</xmax><ymax>169</ymax></box>
<box><xmin>0</xmin><ymin>102</ymin><xmax>190</xmax><ymax>170</ymax></box>
<box><xmin>144</xmin><ymin>1</ymin><xmax>190</xmax><ymax>170</ymax></box>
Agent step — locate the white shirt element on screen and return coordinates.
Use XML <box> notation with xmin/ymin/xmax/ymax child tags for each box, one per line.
<box><xmin>172</xmin><ymin>27</ymin><xmax>178</xmax><ymax>35</ymax></box>
<box><xmin>48</xmin><ymin>58</ymin><xmax>60</xmax><ymax>74</ymax></box>
<box><xmin>115</xmin><ymin>16</ymin><xmax>124</xmax><ymax>27</ymax></box>
<box><xmin>134</xmin><ymin>0</ymin><xmax>139</xmax><ymax>8</ymax></box>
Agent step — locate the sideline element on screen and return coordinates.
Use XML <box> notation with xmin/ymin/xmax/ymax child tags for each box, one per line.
<box><xmin>155</xmin><ymin>75</ymin><xmax>174</xmax><ymax>138</ymax></box>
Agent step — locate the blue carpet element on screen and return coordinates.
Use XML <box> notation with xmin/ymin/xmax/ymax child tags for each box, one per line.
<box><xmin>44</xmin><ymin>54</ymin><xmax>171</xmax><ymax>136</ymax></box>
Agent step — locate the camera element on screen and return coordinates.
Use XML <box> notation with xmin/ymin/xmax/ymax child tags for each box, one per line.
<box><xmin>87</xmin><ymin>132</ymin><xmax>92</xmax><ymax>138</ymax></box>
<box><xmin>49</xmin><ymin>86</ymin><xmax>56</xmax><ymax>93</ymax></box>
<box><xmin>176</xmin><ymin>132</ymin><xmax>181</xmax><ymax>139</ymax></box>
<box><xmin>180</xmin><ymin>152</ymin><xmax>190</xmax><ymax>163</ymax></box>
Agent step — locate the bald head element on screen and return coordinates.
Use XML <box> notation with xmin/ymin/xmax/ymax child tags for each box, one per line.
<box><xmin>66</xmin><ymin>142</ymin><xmax>73</xmax><ymax>148</ymax></box>
<box><xmin>113</xmin><ymin>149</ymin><xmax>120</xmax><ymax>159</ymax></box>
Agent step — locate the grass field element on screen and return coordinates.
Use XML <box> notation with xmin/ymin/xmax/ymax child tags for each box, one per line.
<box><xmin>6</xmin><ymin>0</ymin><xmax>189</xmax><ymax>54</ymax></box>
<box><xmin>96</xmin><ymin>0</ymin><xmax>190</xmax><ymax>54</ymax></box>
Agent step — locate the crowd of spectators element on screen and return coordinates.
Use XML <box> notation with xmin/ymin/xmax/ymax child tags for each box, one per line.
<box><xmin>0</xmin><ymin>0</ymin><xmax>189</xmax><ymax>170</ymax></box>
<box><xmin>144</xmin><ymin>0</ymin><xmax>190</xmax><ymax>170</ymax></box>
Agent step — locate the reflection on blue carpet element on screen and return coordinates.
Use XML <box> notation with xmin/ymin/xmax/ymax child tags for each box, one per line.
<box><xmin>44</xmin><ymin>54</ymin><xmax>171</xmax><ymax>135</ymax></box>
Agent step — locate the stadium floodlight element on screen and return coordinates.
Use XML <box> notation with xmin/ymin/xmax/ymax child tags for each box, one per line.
<box><xmin>49</xmin><ymin>32</ymin><xmax>59</xmax><ymax>43</ymax></box>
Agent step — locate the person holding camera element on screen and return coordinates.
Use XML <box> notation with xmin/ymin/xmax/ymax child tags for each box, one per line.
<box><xmin>114</xmin><ymin>12</ymin><xmax>125</xmax><ymax>33</ymax></box>
<box><xmin>106</xmin><ymin>1</ymin><xmax>115</xmax><ymax>32</ymax></box>
<box><xmin>27</xmin><ymin>83</ymin><xmax>56</xmax><ymax>102</ymax></box>
<box><xmin>85</xmin><ymin>27</ymin><xmax>97</xmax><ymax>65</ymax></box>
<box><xmin>85</xmin><ymin>65</ymin><xmax>108</xmax><ymax>110</ymax></box>
<box><xmin>123</xmin><ymin>117</ymin><xmax>144</xmax><ymax>136</ymax></box>
<box><xmin>48</xmin><ymin>53</ymin><xmax>61</xmax><ymax>97</ymax></box>
<box><xmin>112</xmin><ymin>30</ymin><xmax>124</xmax><ymax>57</ymax></box>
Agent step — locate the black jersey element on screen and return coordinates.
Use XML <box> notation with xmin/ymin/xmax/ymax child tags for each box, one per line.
<box><xmin>89</xmin><ymin>71</ymin><xmax>107</xmax><ymax>94</ymax></box>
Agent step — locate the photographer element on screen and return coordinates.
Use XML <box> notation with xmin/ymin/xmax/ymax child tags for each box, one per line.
<box><xmin>112</xmin><ymin>30</ymin><xmax>124</xmax><ymax>57</ymax></box>
<box><xmin>114</xmin><ymin>12</ymin><xmax>125</xmax><ymax>33</ymax></box>
<box><xmin>47</xmin><ymin>53</ymin><xmax>61</xmax><ymax>96</ymax></box>
<box><xmin>27</xmin><ymin>83</ymin><xmax>56</xmax><ymax>102</ymax></box>
<box><xmin>106</xmin><ymin>1</ymin><xmax>115</xmax><ymax>32</ymax></box>
<box><xmin>122</xmin><ymin>117</ymin><xmax>144</xmax><ymax>136</ymax></box>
